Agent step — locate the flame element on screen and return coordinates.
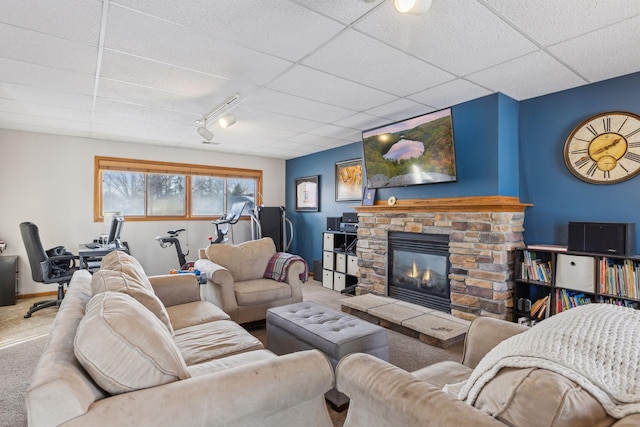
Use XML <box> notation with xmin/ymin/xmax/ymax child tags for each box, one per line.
<box><xmin>407</xmin><ymin>261</ymin><xmax>419</xmax><ymax>279</ymax></box>
<box><xmin>423</xmin><ymin>269</ymin><xmax>431</xmax><ymax>282</ymax></box>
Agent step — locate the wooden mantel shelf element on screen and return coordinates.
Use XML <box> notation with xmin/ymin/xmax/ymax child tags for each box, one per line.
<box><xmin>353</xmin><ymin>196</ymin><xmax>532</xmax><ymax>213</ymax></box>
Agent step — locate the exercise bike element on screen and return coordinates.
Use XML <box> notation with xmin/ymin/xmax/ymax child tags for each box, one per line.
<box><xmin>209</xmin><ymin>201</ymin><xmax>247</xmax><ymax>244</ymax></box>
<box><xmin>155</xmin><ymin>228</ymin><xmax>194</xmax><ymax>270</ymax></box>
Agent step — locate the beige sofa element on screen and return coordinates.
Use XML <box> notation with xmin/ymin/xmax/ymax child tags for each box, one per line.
<box><xmin>194</xmin><ymin>237</ymin><xmax>305</xmax><ymax>324</ymax></box>
<box><xmin>27</xmin><ymin>251</ymin><xmax>334</xmax><ymax>427</ymax></box>
<box><xmin>336</xmin><ymin>315</ymin><xmax>640</xmax><ymax>427</ymax></box>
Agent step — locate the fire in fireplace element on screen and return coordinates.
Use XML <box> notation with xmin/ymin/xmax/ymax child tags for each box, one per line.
<box><xmin>387</xmin><ymin>232</ymin><xmax>451</xmax><ymax>313</ymax></box>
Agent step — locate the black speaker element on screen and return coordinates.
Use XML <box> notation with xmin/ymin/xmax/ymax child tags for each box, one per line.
<box><xmin>342</xmin><ymin>212</ymin><xmax>358</xmax><ymax>223</ymax></box>
<box><xmin>327</xmin><ymin>217</ymin><xmax>341</xmax><ymax>231</ymax></box>
<box><xmin>568</xmin><ymin>222</ymin><xmax>635</xmax><ymax>255</ymax></box>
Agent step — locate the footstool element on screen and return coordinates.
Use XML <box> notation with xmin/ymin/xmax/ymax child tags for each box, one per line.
<box><xmin>266</xmin><ymin>301</ymin><xmax>389</xmax><ymax>410</ymax></box>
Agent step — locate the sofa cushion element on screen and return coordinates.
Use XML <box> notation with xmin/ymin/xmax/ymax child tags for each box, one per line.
<box><xmin>74</xmin><ymin>292</ymin><xmax>190</xmax><ymax>395</ymax></box>
<box><xmin>100</xmin><ymin>250</ymin><xmax>153</xmax><ymax>291</ymax></box>
<box><xmin>187</xmin><ymin>349</ymin><xmax>277</xmax><ymax>377</ymax></box>
<box><xmin>474</xmin><ymin>367</ymin><xmax>615</xmax><ymax>427</ymax></box>
<box><xmin>165</xmin><ymin>300</ymin><xmax>230</xmax><ymax>331</ymax></box>
<box><xmin>234</xmin><ymin>278</ymin><xmax>292</xmax><ymax>305</ymax></box>
<box><xmin>412</xmin><ymin>361</ymin><xmax>472</xmax><ymax>389</ymax></box>
<box><xmin>91</xmin><ymin>269</ymin><xmax>174</xmax><ymax>336</ymax></box>
<box><xmin>205</xmin><ymin>237</ymin><xmax>275</xmax><ymax>282</ymax></box>
<box><xmin>174</xmin><ymin>319</ymin><xmax>264</xmax><ymax>365</ymax></box>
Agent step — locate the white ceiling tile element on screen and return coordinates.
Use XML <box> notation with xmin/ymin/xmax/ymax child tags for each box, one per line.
<box><xmin>99</xmin><ymin>50</ymin><xmax>257</xmax><ymax>99</ymax></box>
<box><xmin>291</xmin><ymin>0</ymin><xmax>384</xmax><ymax>25</ymax></box>
<box><xmin>355</xmin><ymin>0</ymin><xmax>538</xmax><ymax>76</ymax></box>
<box><xmin>0</xmin><ymin>112</ymin><xmax>91</xmax><ymax>133</ymax></box>
<box><xmin>332</xmin><ymin>112</ymin><xmax>387</xmax><ymax>131</ymax></box>
<box><xmin>230</xmin><ymin>105</ymin><xmax>323</xmax><ymax>134</ymax></box>
<box><xmin>212</xmin><ymin>122</ymin><xmax>299</xmax><ymax>142</ymax></box>
<box><xmin>365</xmin><ymin>98</ymin><xmax>433</xmax><ymax>122</ymax></box>
<box><xmin>115</xmin><ymin>0</ymin><xmax>345</xmax><ymax>62</ymax></box>
<box><xmin>267</xmin><ymin>65</ymin><xmax>397</xmax><ymax>111</ymax></box>
<box><xmin>94</xmin><ymin>98</ymin><xmax>200</xmax><ymax>126</ymax></box>
<box><xmin>303</xmin><ymin>29</ymin><xmax>454</xmax><ymax>97</ymax></box>
<box><xmin>485</xmin><ymin>0</ymin><xmax>640</xmax><ymax>46</ymax></box>
<box><xmin>242</xmin><ymin>88</ymin><xmax>355</xmax><ymax>123</ymax></box>
<box><xmin>0</xmin><ymin>98</ymin><xmax>91</xmax><ymax>122</ymax></box>
<box><xmin>0</xmin><ymin>0</ymin><xmax>102</xmax><ymax>45</ymax></box>
<box><xmin>105</xmin><ymin>5</ymin><xmax>292</xmax><ymax>86</ymax></box>
<box><xmin>548</xmin><ymin>15</ymin><xmax>640</xmax><ymax>83</ymax></box>
<box><xmin>0</xmin><ymin>82</ymin><xmax>93</xmax><ymax>111</ymax></box>
<box><xmin>0</xmin><ymin>24</ymin><xmax>98</xmax><ymax>75</ymax></box>
<box><xmin>285</xmin><ymin>133</ymin><xmax>348</xmax><ymax>148</ymax></box>
<box><xmin>308</xmin><ymin>124</ymin><xmax>361</xmax><ymax>142</ymax></box>
<box><xmin>0</xmin><ymin>58</ymin><xmax>95</xmax><ymax>95</ymax></box>
<box><xmin>467</xmin><ymin>51</ymin><xmax>587</xmax><ymax>101</ymax></box>
<box><xmin>409</xmin><ymin>79</ymin><xmax>493</xmax><ymax>109</ymax></box>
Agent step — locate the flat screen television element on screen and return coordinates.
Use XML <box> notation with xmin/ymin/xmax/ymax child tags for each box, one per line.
<box><xmin>362</xmin><ymin>107</ymin><xmax>457</xmax><ymax>189</ymax></box>
<box><xmin>107</xmin><ymin>214</ymin><xmax>124</xmax><ymax>246</ymax></box>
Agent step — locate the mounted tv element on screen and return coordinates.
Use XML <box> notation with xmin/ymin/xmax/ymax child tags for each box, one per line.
<box><xmin>362</xmin><ymin>108</ymin><xmax>457</xmax><ymax>189</ymax></box>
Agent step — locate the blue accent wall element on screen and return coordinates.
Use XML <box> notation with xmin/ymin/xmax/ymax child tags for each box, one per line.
<box><xmin>287</xmin><ymin>71</ymin><xmax>640</xmax><ymax>265</ymax></box>
<box><xmin>519</xmin><ymin>71</ymin><xmax>640</xmax><ymax>252</ymax></box>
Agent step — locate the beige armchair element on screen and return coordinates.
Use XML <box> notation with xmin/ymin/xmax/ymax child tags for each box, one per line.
<box><xmin>194</xmin><ymin>238</ymin><xmax>306</xmax><ymax>324</ymax></box>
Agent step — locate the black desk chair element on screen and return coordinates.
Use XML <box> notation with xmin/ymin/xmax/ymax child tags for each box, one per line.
<box><xmin>20</xmin><ymin>222</ymin><xmax>80</xmax><ymax>318</ymax></box>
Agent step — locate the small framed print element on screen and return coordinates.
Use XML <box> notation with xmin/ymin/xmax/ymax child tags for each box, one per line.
<box><xmin>362</xmin><ymin>188</ymin><xmax>376</xmax><ymax>206</ymax></box>
<box><xmin>335</xmin><ymin>158</ymin><xmax>363</xmax><ymax>202</ymax></box>
<box><xmin>295</xmin><ymin>175</ymin><xmax>319</xmax><ymax>212</ymax></box>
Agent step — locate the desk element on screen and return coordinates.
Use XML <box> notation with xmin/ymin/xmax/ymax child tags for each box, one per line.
<box><xmin>78</xmin><ymin>243</ymin><xmax>129</xmax><ymax>271</ymax></box>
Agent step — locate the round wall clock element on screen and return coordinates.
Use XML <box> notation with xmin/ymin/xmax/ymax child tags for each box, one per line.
<box><xmin>564</xmin><ymin>111</ymin><xmax>640</xmax><ymax>184</ymax></box>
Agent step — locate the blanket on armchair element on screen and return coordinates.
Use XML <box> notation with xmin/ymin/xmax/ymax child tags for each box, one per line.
<box><xmin>264</xmin><ymin>252</ymin><xmax>308</xmax><ymax>282</ymax></box>
<box><xmin>453</xmin><ymin>304</ymin><xmax>640</xmax><ymax>418</ymax></box>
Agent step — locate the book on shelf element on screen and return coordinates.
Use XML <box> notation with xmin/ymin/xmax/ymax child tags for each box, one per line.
<box><xmin>556</xmin><ymin>289</ymin><xmax>592</xmax><ymax>312</ymax></box>
<box><xmin>520</xmin><ymin>250</ymin><xmax>553</xmax><ymax>283</ymax></box>
<box><xmin>529</xmin><ymin>295</ymin><xmax>550</xmax><ymax>319</ymax></box>
<box><xmin>598</xmin><ymin>257</ymin><xmax>640</xmax><ymax>299</ymax></box>
<box><xmin>526</xmin><ymin>244</ymin><xmax>568</xmax><ymax>252</ymax></box>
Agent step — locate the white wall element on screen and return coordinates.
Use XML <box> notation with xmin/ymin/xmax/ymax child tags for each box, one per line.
<box><xmin>0</xmin><ymin>129</ymin><xmax>286</xmax><ymax>295</ymax></box>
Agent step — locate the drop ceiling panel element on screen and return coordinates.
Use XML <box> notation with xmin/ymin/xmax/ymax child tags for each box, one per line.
<box><xmin>307</xmin><ymin>124</ymin><xmax>361</xmax><ymax>142</ymax></box>
<box><xmin>355</xmin><ymin>0</ymin><xmax>538</xmax><ymax>76</ymax></box>
<box><xmin>291</xmin><ymin>0</ymin><xmax>383</xmax><ymax>25</ymax></box>
<box><xmin>0</xmin><ymin>82</ymin><xmax>93</xmax><ymax>111</ymax></box>
<box><xmin>0</xmin><ymin>114</ymin><xmax>91</xmax><ymax>134</ymax></box>
<box><xmin>467</xmin><ymin>51</ymin><xmax>586</xmax><ymax>101</ymax></box>
<box><xmin>0</xmin><ymin>0</ymin><xmax>102</xmax><ymax>45</ymax></box>
<box><xmin>333</xmin><ymin>112</ymin><xmax>386</xmax><ymax>131</ymax></box>
<box><xmin>366</xmin><ymin>98</ymin><xmax>433</xmax><ymax>122</ymax></box>
<box><xmin>485</xmin><ymin>0</ymin><xmax>640</xmax><ymax>46</ymax></box>
<box><xmin>0</xmin><ymin>58</ymin><xmax>95</xmax><ymax>96</ymax></box>
<box><xmin>99</xmin><ymin>50</ymin><xmax>256</xmax><ymax>99</ymax></box>
<box><xmin>303</xmin><ymin>29</ymin><xmax>454</xmax><ymax>97</ymax></box>
<box><xmin>548</xmin><ymin>15</ymin><xmax>640</xmax><ymax>83</ymax></box>
<box><xmin>106</xmin><ymin>5</ymin><xmax>292</xmax><ymax>86</ymax></box>
<box><xmin>285</xmin><ymin>133</ymin><xmax>349</xmax><ymax>149</ymax></box>
<box><xmin>0</xmin><ymin>98</ymin><xmax>91</xmax><ymax>122</ymax></box>
<box><xmin>115</xmin><ymin>0</ymin><xmax>346</xmax><ymax>62</ymax></box>
<box><xmin>0</xmin><ymin>24</ymin><xmax>97</xmax><ymax>75</ymax></box>
<box><xmin>231</xmin><ymin>105</ymin><xmax>323</xmax><ymax>134</ymax></box>
<box><xmin>267</xmin><ymin>65</ymin><xmax>397</xmax><ymax>111</ymax></box>
<box><xmin>243</xmin><ymin>89</ymin><xmax>355</xmax><ymax>123</ymax></box>
<box><xmin>409</xmin><ymin>79</ymin><xmax>493</xmax><ymax>110</ymax></box>
<box><xmin>94</xmin><ymin>98</ymin><xmax>200</xmax><ymax>126</ymax></box>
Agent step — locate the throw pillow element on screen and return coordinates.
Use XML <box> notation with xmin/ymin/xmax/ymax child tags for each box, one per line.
<box><xmin>74</xmin><ymin>292</ymin><xmax>190</xmax><ymax>395</ymax></box>
<box><xmin>91</xmin><ymin>269</ymin><xmax>174</xmax><ymax>336</ymax></box>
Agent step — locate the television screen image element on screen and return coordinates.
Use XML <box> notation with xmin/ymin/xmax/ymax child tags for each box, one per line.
<box><xmin>362</xmin><ymin>108</ymin><xmax>457</xmax><ymax>189</ymax></box>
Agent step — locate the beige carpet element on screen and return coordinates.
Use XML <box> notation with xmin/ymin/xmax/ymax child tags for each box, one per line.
<box><xmin>0</xmin><ymin>281</ymin><xmax>463</xmax><ymax>427</ymax></box>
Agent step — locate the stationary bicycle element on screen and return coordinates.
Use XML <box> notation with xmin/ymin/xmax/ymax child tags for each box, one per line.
<box><xmin>209</xmin><ymin>202</ymin><xmax>247</xmax><ymax>244</ymax></box>
<box><xmin>155</xmin><ymin>228</ymin><xmax>194</xmax><ymax>270</ymax></box>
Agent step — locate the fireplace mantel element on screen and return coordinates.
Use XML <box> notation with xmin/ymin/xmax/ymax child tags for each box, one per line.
<box><xmin>354</xmin><ymin>196</ymin><xmax>532</xmax><ymax>213</ymax></box>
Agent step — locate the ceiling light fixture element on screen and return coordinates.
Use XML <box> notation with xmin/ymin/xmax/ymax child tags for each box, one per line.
<box><xmin>197</xmin><ymin>124</ymin><xmax>214</xmax><ymax>141</ymax></box>
<box><xmin>393</xmin><ymin>0</ymin><xmax>432</xmax><ymax>14</ymax></box>
<box><xmin>217</xmin><ymin>114</ymin><xmax>236</xmax><ymax>128</ymax></box>
<box><xmin>196</xmin><ymin>94</ymin><xmax>240</xmax><ymax>127</ymax></box>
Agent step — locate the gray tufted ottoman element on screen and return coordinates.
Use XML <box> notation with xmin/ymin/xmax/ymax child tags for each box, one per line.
<box><xmin>266</xmin><ymin>301</ymin><xmax>389</xmax><ymax>410</ymax></box>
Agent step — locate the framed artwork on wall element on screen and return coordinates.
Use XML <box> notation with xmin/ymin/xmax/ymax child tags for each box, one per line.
<box><xmin>362</xmin><ymin>188</ymin><xmax>376</xmax><ymax>206</ymax></box>
<box><xmin>335</xmin><ymin>158</ymin><xmax>363</xmax><ymax>202</ymax></box>
<box><xmin>295</xmin><ymin>175</ymin><xmax>319</xmax><ymax>212</ymax></box>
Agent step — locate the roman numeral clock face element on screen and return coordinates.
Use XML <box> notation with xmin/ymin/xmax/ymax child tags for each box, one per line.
<box><xmin>564</xmin><ymin>111</ymin><xmax>640</xmax><ymax>184</ymax></box>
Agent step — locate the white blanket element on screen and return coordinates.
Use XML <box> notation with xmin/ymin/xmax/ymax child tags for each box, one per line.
<box><xmin>454</xmin><ymin>304</ymin><xmax>640</xmax><ymax>418</ymax></box>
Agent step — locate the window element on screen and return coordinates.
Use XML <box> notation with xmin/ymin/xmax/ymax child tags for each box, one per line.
<box><xmin>95</xmin><ymin>157</ymin><xmax>262</xmax><ymax>221</ymax></box>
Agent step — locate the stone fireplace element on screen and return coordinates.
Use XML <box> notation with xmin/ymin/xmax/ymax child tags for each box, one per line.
<box><xmin>354</xmin><ymin>196</ymin><xmax>529</xmax><ymax>321</ymax></box>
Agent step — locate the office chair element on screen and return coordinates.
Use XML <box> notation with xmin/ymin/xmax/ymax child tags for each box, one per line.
<box><xmin>20</xmin><ymin>222</ymin><xmax>80</xmax><ymax>318</ymax></box>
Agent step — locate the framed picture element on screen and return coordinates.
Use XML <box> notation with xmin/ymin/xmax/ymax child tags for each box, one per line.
<box><xmin>295</xmin><ymin>175</ymin><xmax>319</xmax><ymax>212</ymax></box>
<box><xmin>335</xmin><ymin>158</ymin><xmax>363</xmax><ymax>202</ymax></box>
<box><xmin>362</xmin><ymin>188</ymin><xmax>376</xmax><ymax>206</ymax></box>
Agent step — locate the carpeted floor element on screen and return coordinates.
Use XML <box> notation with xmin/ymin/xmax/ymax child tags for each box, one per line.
<box><xmin>0</xmin><ymin>281</ymin><xmax>463</xmax><ymax>427</ymax></box>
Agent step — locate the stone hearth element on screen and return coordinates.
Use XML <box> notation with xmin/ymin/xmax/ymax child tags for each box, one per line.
<box><xmin>354</xmin><ymin>196</ymin><xmax>530</xmax><ymax>321</ymax></box>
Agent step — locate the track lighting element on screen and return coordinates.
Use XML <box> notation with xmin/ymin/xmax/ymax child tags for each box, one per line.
<box><xmin>197</xmin><ymin>125</ymin><xmax>214</xmax><ymax>141</ymax></box>
<box><xmin>218</xmin><ymin>114</ymin><xmax>236</xmax><ymax>128</ymax></box>
<box><xmin>394</xmin><ymin>0</ymin><xmax>432</xmax><ymax>14</ymax></box>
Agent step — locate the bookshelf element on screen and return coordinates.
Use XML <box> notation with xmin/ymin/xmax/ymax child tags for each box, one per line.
<box><xmin>514</xmin><ymin>247</ymin><xmax>640</xmax><ymax>324</ymax></box>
